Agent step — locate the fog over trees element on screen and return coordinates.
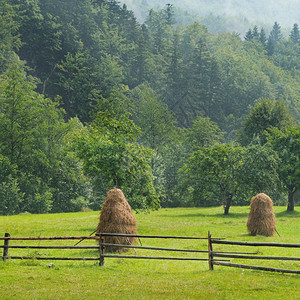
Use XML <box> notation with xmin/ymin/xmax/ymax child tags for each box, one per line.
<box><xmin>121</xmin><ymin>0</ymin><xmax>300</xmax><ymax>34</ymax></box>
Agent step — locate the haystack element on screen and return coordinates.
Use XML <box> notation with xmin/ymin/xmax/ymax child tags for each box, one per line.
<box><xmin>97</xmin><ymin>188</ymin><xmax>137</xmax><ymax>252</ymax></box>
<box><xmin>247</xmin><ymin>193</ymin><xmax>276</xmax><ymax>236</ymax></box>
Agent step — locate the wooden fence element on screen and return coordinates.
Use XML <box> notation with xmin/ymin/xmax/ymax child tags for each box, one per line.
<box><xmin>1</xmin><ymin>232</ymin><xmax>299</xmax><ymax>274</ymax></box>
<box><xmin>210</xmin><ymin>237</ymin><xmax>300</xmax><ymax>274</ymax></box>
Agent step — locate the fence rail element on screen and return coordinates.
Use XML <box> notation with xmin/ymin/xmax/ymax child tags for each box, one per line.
<box><xmin>2</xmin><ymin>232</ymin><xmax>300</xmax><ymax>274</ymax></box>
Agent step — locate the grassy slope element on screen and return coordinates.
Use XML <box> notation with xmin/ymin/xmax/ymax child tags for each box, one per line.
<box><xmin>0</xmin><ymin>206</ymin><xmax>299</xmax><ymax>299</ymax></box>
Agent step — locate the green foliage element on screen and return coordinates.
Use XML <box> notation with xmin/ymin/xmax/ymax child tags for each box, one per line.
<box><xmin>0</xmin><ymin>0</ymin><xmax>21</xmax><ymax>73</ymax></box>
<box><xmin>0</xmin><ymin>154</ymin><xmax>23</xmax><ymax>215</ymax></box>
<box><xmin>0</xmin><ymin>65</ymin><xmax>90</xmax><ymax>214</ymax></box>
<box><xmin>180</xmin><ymin>143</ymin><xmax>281</xmax><ymax>214</ymax></box>
<box><xmin>129</xmin><ymin>84</ymin><xmax>177</xmax><ymax>151</ymax></box>
<box><xmin>238</xmin><ymin>99</ymin><xmax>295</xmax><ymax>146</ymax></box>
<box><xmin>290</xmin><ymin>23</ymin><xmax>300</xmax><ymax>44</ymax></box>
<box><xmin>73</xmin><ymin>108</ymin><xmax>159</xmax><ymax>211</ymax></box>
<box><xmin>266</xmin><ymin>125</ymin><xmax>300</xmax><ymax>211</ymax></box>
<box><xmin>1</xmin><ymin>1</ymin><xmax>300</xmax><ymax>213</ymax></box>
<box><xmin>187</xmin><ymin>116</ymin><xmax>224</xmax><ymax>151</ymax></box>
<box><xmin>180</xmin><ymin>144</ymin><xmax>244</xmax><ymax>213</ymax></box>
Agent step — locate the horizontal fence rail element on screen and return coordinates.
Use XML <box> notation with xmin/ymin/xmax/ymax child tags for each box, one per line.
<box><xmin>8</xmin><ymin>256</ymin><xmax>100</xmax><ymax>261</ymax></box>
<box><xmin>97</xmin><ymin>233</ymin><xmax>217</xmax><ymax>240</ymax></box>
<box><xmin>0</xmin><ymin>245</ymin><xmax>99</xmax><ymax>250</ymax></box>
<box><xmin>103</xmin><ymin>255</ymin><xmax>212</xmax><ymax>261</ymax></box>
<box><xmin>0</xmin><ymin>236</ymin><xmax>99</xmax><ymax>241</ymax></box>
<box><xmin>213</xmin><ymin>262</ymin><xmax>300</xmax><ymax>275</ymax></box>
<box><xmin>211</xmin><ymin>239</ymin><xmax>300</xmax><ymax>248</ymax></box>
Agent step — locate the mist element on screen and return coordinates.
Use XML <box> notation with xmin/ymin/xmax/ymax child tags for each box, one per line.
<box><xmin>121</xmin><ymin>0</ymin><xmax>300</xmax><ymax>32</ymax></box>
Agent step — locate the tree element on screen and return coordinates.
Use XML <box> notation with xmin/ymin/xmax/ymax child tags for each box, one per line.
<box><xmin>0</xmin><ymin>0</ymin><xmax>20</xmax><ymax>73</ymax></box>
<box><xmin>180</xmin><ymin>144</ymin><xmax>244</xmax><ymax>214</ymax></box>
<box><xmin>266</xmin><ymin>126</ymin><xmax>300</xmax><ymax>212</ymax></box>
<box><xmin>129</xmin><ymin>84</ymin><xmax>180</xmax><ymax>203</ymax></box>
<box><xmin>0</xmin><ymin>154</ymin><xmax>23</xmax><ymax>215</ymax></box>
<box><xmin>129</xmin><ymin>84</ymin><xmax>177</xmax><ymax>152</ymax></box>
<box><xmin>180</xmin><ymin>142</ymin><xmax>280</xmax><ymax>214</ymax></box>
<box><xmin>270</xmin><ymin>22</ymin><xmax>283</xmax><ymax>43</ymax></box>
<box><xmin>0</xmin><ymin>65</ymin><xmax>90</xmax><ymax>214</ymax></box>
<box><xmin>186</xmin><ymin>116</ymin><xmax>224</xmax><ymax>151</ymax></box>
<box><xmin>238</xmin><ymin>99</ymin><xmax>295</xmax><ymax>146</ymax></box>
<box><xmin>163</xmin><ymin>3</ymin><xmax>175</xmax><ymax>26</ymax></box>
<box><xmin>239</xmin><ymin>144</ymin><xmax>280</xmax><ymax>200</ymax></box>
<box><xmin>259</xmin><ymin>28</ymin><xmax>267</xmax><ymax>47</ymax></box>
<box><xmin>73</xmin><ymin>104</ymin><xmax>160</xmax><ymax>211</ymax></box>
<box><xmin>244</xmin><ymin>29</ymin><xmax>253</xmax><ymax>41</ymax></box>
<box><xmin>12</xmin><ymin>0</ymin><xmax>62</xmax><ymax>88</ymax></box>
<box><xmin>55</xmin><ymin>51</ymin><xmax>96</xmax><ymax>122</ymax></box>
<box><xmin>252</xmin><ymin>26</ymin><xmax>259</xmax><ymax>39</ymax></box>
<box><xmin>290</xmin><ymin>23</ymin><xmax>300</xmax><ymax>44</ymax></box>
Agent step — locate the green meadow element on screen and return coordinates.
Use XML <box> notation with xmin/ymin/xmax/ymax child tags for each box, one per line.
<box><xmin>0</xmin><ymin>206</ymin><xmax>299</xmax><ymax>299</ymax></box>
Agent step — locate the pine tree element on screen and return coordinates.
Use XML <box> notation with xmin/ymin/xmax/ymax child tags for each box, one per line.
<box><xmin>290</xmin><ymin>23</ymin><xmax>300</xmax><ymax>44</ymax></box>
<box><xmin>164</xmin><ymin>3</ymin><xmax>175</xmax><ymax>26</ymax></box>
<box><xmin>252</xmin><ymin>26</ymin><xmax>259</xmax><ymax>39</ymax></box>
<box><xmin>270</xmin><ymin>21</ymin><xmax>282</xmax><ymax>43</ymax></box>
<box><xmin>244</xmin><ymin>29</ymin><xmax>253</xmax><ymax>41</ymax></box>
<box><xmin>266</xmin><ymin>36</ymin><xmax>275</xmax><ymax>56</ymax></box>
<box><xmin>259</xmin><ymin>28</ymin><xmax>267</xmax><ymax>47</ymax></box>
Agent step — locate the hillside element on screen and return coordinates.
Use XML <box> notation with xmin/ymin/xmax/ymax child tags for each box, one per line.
<box><xmin>0</xmin><ymin>1</ymin><xmax>299</xmax><ymax>215</ymax></box>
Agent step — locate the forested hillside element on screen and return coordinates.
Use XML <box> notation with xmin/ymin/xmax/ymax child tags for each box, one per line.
<box><xmin>0</xmin><ymin>0</ymin><xmax>299</xmax><ymax>215</ymax></box>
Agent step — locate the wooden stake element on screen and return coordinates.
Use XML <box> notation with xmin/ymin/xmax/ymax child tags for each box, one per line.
<box><xmin>3</xmin><ymin>233</ymin><xmax>10</xmax><ymax>261</ymax></box>
<box><xmin>99</xmin><ymin>235</ymin><xmax>104</xmax><ymax>267</ymax></box>
<box><xmin>208</xmin><ymin>231</ymin><xmax>214</xmax><ymax>270</ymax></box>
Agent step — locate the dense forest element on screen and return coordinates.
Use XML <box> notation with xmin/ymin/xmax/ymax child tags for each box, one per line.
<box><xmin>0</xmin><ymin>0</ymin><xmax>299</xmax><ymax>215</ymax></box>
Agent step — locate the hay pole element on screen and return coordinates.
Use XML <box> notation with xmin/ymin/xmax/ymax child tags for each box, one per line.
<box><xmin>0</xmin><ymin>236</ymin><xmax>99</xmax><ymax>241</ymax></box>
<box><xmin>211</xmin><ymin>240</ymin><xmax>300</xmax><ymax>248</ymax></box>
<box><xmin>213</xmin><ymin>261</ymin><xmax>300</xmax><ymax>274</ymax></box>
<box><xmin>213</xmin><ymin>253</ymin><xmax>300</xmax><ymax>261</ymax></box>
<box><xmin>0</xmin><ymin>245</ymin><xmax>99</xmax><ymax>250</ymax></box>
<box><xmin>96</xmin><ymin>243</ymin><xmax>258</xmax><ymax>255</ymax></box>
<box><xmin>0</xmin><ymin>243</ymin><xmax>257</xmax><ymax>255</ymax></box>
<box><xmin>6</xmin><ymin>256</ymin><xmax>99</xmax><ymax>261</ymax></box>
<box><xmin>74</xmin><ymin>229</ymin><xmax>97</xmax><ymax>246</ymax></box>
<box><xmin>97</xmin><ymin>233</ymin><xmax>217</xmax><ymax>240</ymax></box>
<box><xmin>102</xmin><ymin>254</ymin><xmax>226</xmax><ymax>262</ymax></box>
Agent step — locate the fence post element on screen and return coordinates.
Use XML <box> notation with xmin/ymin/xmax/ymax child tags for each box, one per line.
<box><xmin>3</xmin><ymin>233</ymin><xmax>10</xmax><ymax>261</ymax></box>
<box><xmin>99</xmin><ymin>234</ymin><xmax>105</xmax><ymax>266</ymax></box>
<box><xmin>208</xmin><ymin>231</ymin><xmax>214</xmax><ymax>270</ymax></box>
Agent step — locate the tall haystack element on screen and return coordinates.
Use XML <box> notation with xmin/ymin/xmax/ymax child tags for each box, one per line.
<box><xmin>97</xmin><ymin>188</ymin><xmax>137</xmax><ymax>252</ymax></box>
<box><xmin>247</xmin><ymin>193</ymin><xmax>276</xmax><ymax>236</ymax></box>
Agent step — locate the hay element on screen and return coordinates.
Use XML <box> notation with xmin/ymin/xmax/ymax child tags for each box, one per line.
<box><xmin>97</xmin><ymin>188</ymin><xmax>137</xmax><ymax>252</ymax></box>
<box><xmin>247</xmin><ymin>193</ymin><xmax>276</xmax><ymax>237</ymax></box>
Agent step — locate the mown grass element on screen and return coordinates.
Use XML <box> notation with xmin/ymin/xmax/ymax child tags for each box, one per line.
<box><xmin>0</xmin><ymin>206</ymin><xmax>299</xmax><ymax>299</ymax></box>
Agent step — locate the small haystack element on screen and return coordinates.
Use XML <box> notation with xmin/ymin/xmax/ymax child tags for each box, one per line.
<box><xmin>97</xmin><ymin>188</ymin><xmax>137</xmax><ymax>252</ymax></box>
<box><xmin>247</xmin><ymin>193</ymin><xmax>276</xmax><ymax>236</ymax></box>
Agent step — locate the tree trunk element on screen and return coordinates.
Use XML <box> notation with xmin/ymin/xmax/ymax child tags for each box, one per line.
<box><xmin>287</xmin><ymin>189</ymin><xmax>296</xmax><ymax>212</ymax></box>
<box><xmin>224</xmin><ymin>196</ymin><xmax>232</xmax><ymax>215</ymax></box>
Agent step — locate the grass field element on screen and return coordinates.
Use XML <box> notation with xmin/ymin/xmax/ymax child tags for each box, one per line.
<box><xmin>0</xmin><ymin>206</ymin><xmax>299</xmax><ymax>299</ymax></box>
